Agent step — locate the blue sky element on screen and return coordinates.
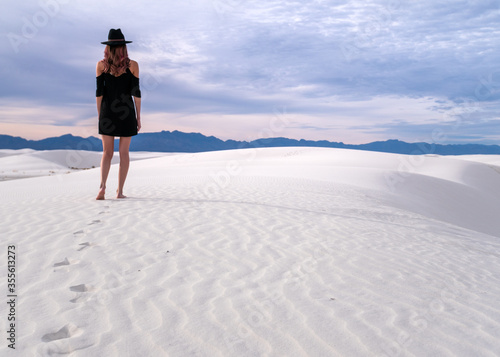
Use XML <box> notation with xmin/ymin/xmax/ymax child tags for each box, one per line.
<box><xmin>1</xmin><ymin>0</ymin><xmax>499</xmax><ymax>144</ymax></box>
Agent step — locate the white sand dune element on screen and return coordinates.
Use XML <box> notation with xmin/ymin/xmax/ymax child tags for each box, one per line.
<box><xmin>0</xmin><ymin>149</ymin><xmax>171</xmax><ymax>180</ymax></box>
<box><xmin>1</xmin><ymin>147</ymin><xmax>499</xmax><ymax>356</ymax></box>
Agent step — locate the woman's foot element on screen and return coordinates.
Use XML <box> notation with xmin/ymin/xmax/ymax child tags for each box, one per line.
<box><xmin>96</xmin><ymin>187</ymin><xmax>106</xmax><ymax>200</ymax></box>
<box><xmin>116</xmin><ymin>190</ymin><xmax>127</xmax><ymax>199</ymax></box>
<box><xmin>96</xmin><ymin>185</ymin><xmax>106</xmax><ymax>200</ymax></box>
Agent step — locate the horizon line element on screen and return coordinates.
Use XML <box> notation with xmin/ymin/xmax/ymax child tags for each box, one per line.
<box><xmin>3</xmin><ymin>130</ymin><xmax>500</xmax><ymax>148</ymax></box>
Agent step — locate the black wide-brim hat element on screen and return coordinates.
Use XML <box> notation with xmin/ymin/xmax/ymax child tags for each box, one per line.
<box><xmin>101</xmin><ymin>28</ymin><xmax>132</xmax><ymax>46</ymax></box>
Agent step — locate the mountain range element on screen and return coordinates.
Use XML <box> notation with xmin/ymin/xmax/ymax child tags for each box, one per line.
<box><xmin>2</xmin><ymin>131</ymin><xmax>500</xmax><ymax>155</ymax></box>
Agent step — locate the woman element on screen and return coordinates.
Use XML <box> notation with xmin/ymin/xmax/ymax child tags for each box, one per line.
<box><xmin>96</xmin><ymin>28</ymin><xmax>141</xmax><ymax>200</ymax></box>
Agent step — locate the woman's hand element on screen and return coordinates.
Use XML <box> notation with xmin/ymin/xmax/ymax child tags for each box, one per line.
<box><xmin>137</xmin><ymin>118</ymin><xmax>142</xmax><ymax>132</ymax></box>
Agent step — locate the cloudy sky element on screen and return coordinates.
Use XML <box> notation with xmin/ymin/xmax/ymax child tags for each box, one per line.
<box><xmin>1</xmin><ymin>0</ymin><xmax>499</xmax><ymax>144</ymax></box>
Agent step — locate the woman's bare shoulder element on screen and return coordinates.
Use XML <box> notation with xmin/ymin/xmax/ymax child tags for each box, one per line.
<box><xmin>129</xmin><ymin>60</ymin><xmax>139</xmax><ymax>77</ymax></box>
<box><xmin>96</xmin><ymin>60</ymin><xmax>105</xmax><ymax>76</ymax></box>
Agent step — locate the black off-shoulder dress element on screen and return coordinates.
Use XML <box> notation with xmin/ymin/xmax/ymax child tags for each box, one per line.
<box><xmin>96</xmin><ymin>67</ymin><xmax>141</xmax><ymax>137</ymax></box>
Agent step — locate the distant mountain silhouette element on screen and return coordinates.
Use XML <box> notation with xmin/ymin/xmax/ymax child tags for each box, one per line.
<box><xmin>2</xmin><ymin>131</ymin><xmax>500</xmax><ymax>155</ymax></box>
<box><xmin>0</xmin><ymin>134</ymin><xmax>102</xmax><ymax>151</ymax></box>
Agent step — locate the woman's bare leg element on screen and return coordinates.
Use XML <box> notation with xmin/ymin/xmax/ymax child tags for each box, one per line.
<box><xmin>117</xmin><ymin>136</ymin><xmax>132</xmax><ymax>198</ymax></box>
<box><xmin>97</xmin><ymin>135</ymin><xmax>115</xmax><ymax>200</ymax></box>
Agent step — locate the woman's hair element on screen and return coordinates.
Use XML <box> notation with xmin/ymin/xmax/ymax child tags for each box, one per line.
<box><xmin>101</xmin><ymin>45</ymin><xmax>130</xmax><ymax>76</ymax></box>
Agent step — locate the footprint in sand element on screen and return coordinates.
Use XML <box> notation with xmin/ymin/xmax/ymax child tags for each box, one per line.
<box><xmin>77</xmin><ymin>242</ymin><xmax>93</xmax><ymax>251</ymax></box>
<box><xmin>53</xmin><ymin>257</ymin><xmax>80</xmax><ymax>268</ymax></box>
<box><xmin>69</xmin><ymin>284</ymin><xmax>95</xmax><ymax>303</ymax></box>
<box><xmin>53</xmin><ymin>258</ymin><xmax>71</xmax><ymax>267</ymax></box>
<box><xmin>41</xmin><ymin>323</ymin><xmax>82</xmax><ymax>342</ymax></box>
<box><xmin>98</xmin><ymin>206</ymin><xmax>110</xmax><ymax>215</ymax></box>
<box><xmin>70</xmin><ymin>284</ymin><xmax>94</xmax><ymax>293</ymax></box>
<box><xmin>73</xmin><ymin>230</ymin><xmax>85</xmax><ymax>236</ymax></box>
<box><xmin>70</xmin><ymin>294</ymin><xmax>91</xmax><ymax>304</ymax></box>
<box><xmin>88</xmin><ymin>220</ymin><xmax>101</xmax><ymax>225</ymax></box>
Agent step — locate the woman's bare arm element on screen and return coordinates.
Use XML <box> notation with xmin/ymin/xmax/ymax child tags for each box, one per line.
<box><xmin>96</xmin><ymin>61</ymin><xmax>104</xmax><ymax>117</ymax></box>
<box><xmin>134</xmin><ymin>97</ymin><xmax>141</xmax><ymax>132</ymax></box>
<box><xmin>130</xmin><ymin>60</ymin><xmax>141</xmax><ymax>132</ymax></box>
